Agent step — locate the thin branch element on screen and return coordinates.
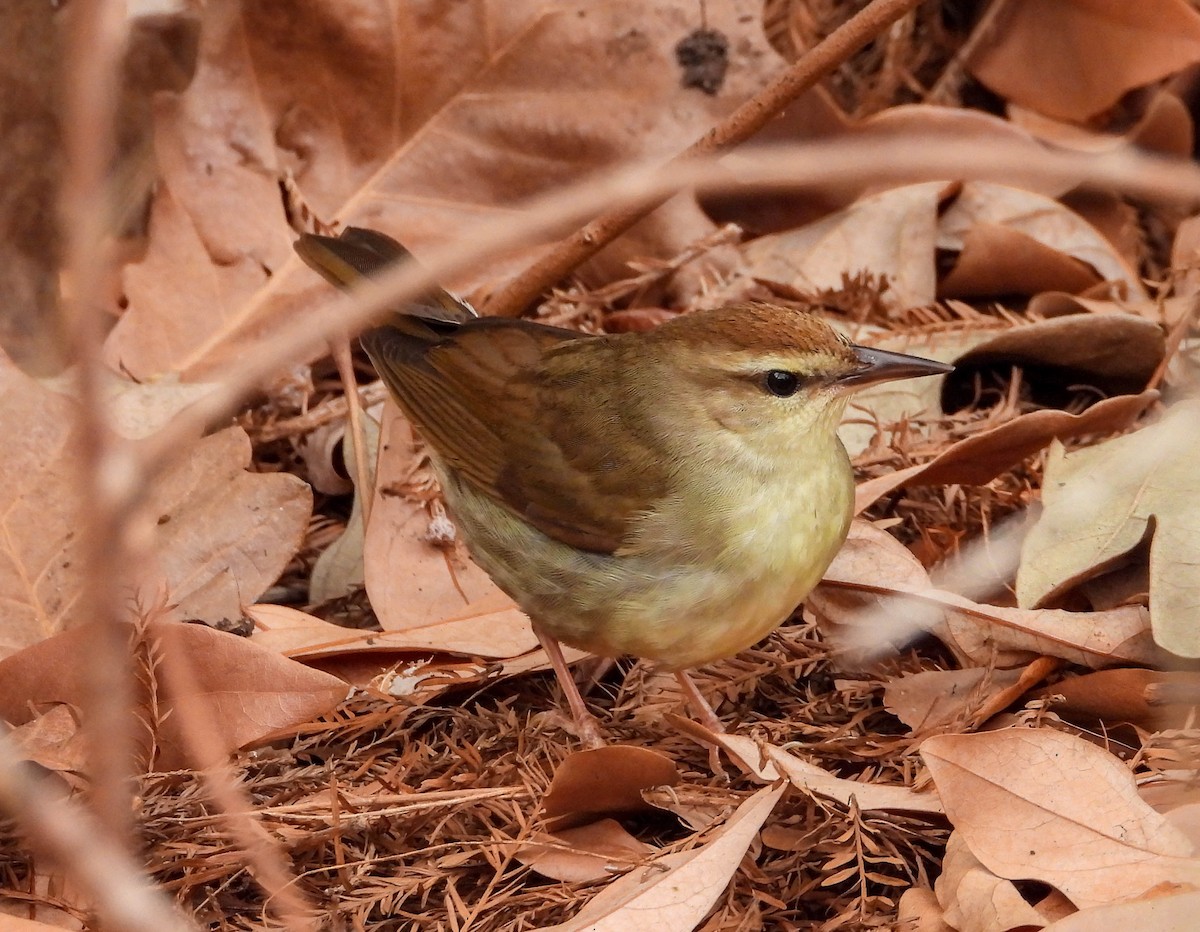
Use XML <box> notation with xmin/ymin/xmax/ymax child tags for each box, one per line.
<box><xmin>0</xmin><ymin>730</ymin><xmax>193</xmax><ymax>932</ymax></box>
<box><xmin>57</xmin><ymin>0</ymin><xmax>138</xmax><ymax>841</ymax></box>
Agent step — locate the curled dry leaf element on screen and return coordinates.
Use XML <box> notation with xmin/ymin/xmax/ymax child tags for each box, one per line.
<box><xmin>742</xmin><ymin>181</ymin><xmax>1145</xmax><ymax>313</ymax></box>
<box><xmin>1033</xmin><ymin>668</ymin><xmax>1200</xmax><ymax>731</ymax></box>
<box><xmin>921</xmin><ymin>728</ymin><xmax>1200</xmax><ymax>909</ymax></box>
<box><xmin>950</xmin><ymin>313</ymin><xmax>1164</xmax><ymax>399</ymax></box>
<box><xmin>539</xmin><ymin>785</ymin><xmax>784</xmax><ymax>932</ymax></box>
<box><xmin>0</xmin><ymin>620</ymin><xmax>346</xmax><ymax>771</ymax></box>
<box><xmin>309</xmin><ymin>405</ymin><xmax>381</xmax><ymax>603</ymax></box>
<box><xmin>673</xmin><ymin>720</ymin><xmax>943</xmax><ymax>816</ymax></box>
<box><xmin>967</xmin><ymin>0</ymin><xmax>1200</xmax><ymax>122</ymax></box>
<box><xmin>107</xmin><ymin>0</ymin><xmax>785</xmax><ymax>379</ymax></box>
<box><xmin>854</xmin><ymin>391</ymin><xmax>1159</xmax><ymax>513</ymax></box>
<box><xmin>541</xmin><ymin>746</ymin><xmax>680</xmax><ymax>825</ymax></box>
<box><xmin>816</xmin><ymin>521</ymin><xmax>1158</xmax><ymax>669</ymax></box>
<box><xmin>936</xmin><ymin>831</ymin><xmax>1052</xmax><ymax>932</ymax></box>
<box><xmin>515</xmin><ymin>818</ymin><xmax>656</xmax><ymax>883</ymax></box>
<box><xmin>1017</xmin><ymin>399</ymin><xmax>1200</xmax><ymax>657</ymax></box>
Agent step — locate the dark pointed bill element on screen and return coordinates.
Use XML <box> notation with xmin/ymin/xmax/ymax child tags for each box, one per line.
<box><xmin>838</xmin><ymin>345</ymin><xmax>954</xmax><ymax>388</ymax></box>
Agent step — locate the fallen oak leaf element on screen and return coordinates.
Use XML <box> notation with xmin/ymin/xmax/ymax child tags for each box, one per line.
<box><xmin>515</xmin><ymin>818</ymin><xmax>657</xmax><ymax>883</ymax></box>
<box><xmin>538</xmin><ymin>784</ymin><xmax>785</xmax><ymax>932</ymax></box>
<box><xmin>921</xmin><ymin>728</ymin><xmax>1200</xmax><ymax>909</ymax></box>
<box><xmin>0</xmin><ymin>621</ymin><xmax>346</xmax><ymax>771</ymax></box>
<box><xmin>853</xmin><ymin>390</ymin><xmax>1158</xmax><ymax>513</ymax></box>
<box><xmin>816</xmin><ymin>521</ymin><xmax>1159</xmax><ymax>668</ymax></box>
<box><xmin>1017</xmin><ymin>398</ymin><xmax>1200</xmax><ymax>657</ymax></box>
<box><xmin>670</xmin><ymin>717</ymin><xmax>944</xmax><ymax>816</ymax></box>
<box><xmin>541</xmin><ymin>746</ymin><xmax>679</xmax><ymax>829</ymax></box>
<box><xmin>936</xmin><ymin>831</ymin><xmax>1051</xmax><ymax>932</ymax></box>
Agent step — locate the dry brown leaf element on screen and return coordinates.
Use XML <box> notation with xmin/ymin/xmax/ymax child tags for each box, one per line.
<box><xmin>0</xmin><ymin>621</ymin><xmax>345</xmax><ymax>771</ymax></box>
<box><xmin>940</xmin><ymin>223</ymin><xmax>1102</xmax><ymax>298</ymax></box>
<box><xmin>742</xmin><ymin>181</ymin><xmax>1145</xmax><ymax>314</ymax></box>
<box><xmin>854</xmin><ymin>391</ymin><xmax>1159</xmax><ymax>513</ymax></box>
<box><xmin>883</xmin><ymin>668</ymin><xmax>1024</xmax><ymax>733</ymax></box>
<box><xmin>676</xmin><ymin>722</ymin><xmax>944</xmax><ymax>815</ymax></box>
<box><xmin>364</xmin><ymin>408</ymin><xmax>506</xmax><ymax>623</ymax></box>
<box><xmin>40</xmin><ymin>369</ymin><xmax>214</xmax><ymax>442</ymax></box>
<box><xmin>1040</xmin><ymin>889</ymin><xmax>1200</xmax><ymax>930</ymax></box>
<box><xmin>539</xmin><ymin>784</ymin><xmax>784</xmax><ymax>932</ymax></box>
<box><xmin>1034</xmin><ymin>668</ymin><xmax>1200</xmax><ymax>731</ymax></box>
<box><xmin>247</xmin><ymin>602</ymin><xmax>539</xmax><ymax>661</ymax></box>
<box><xmin>1017</xmin><ymin>398</ymin><xmax>1200</xmax><ymax>657</ymax></box>
<box><xmin>936</xmin><ymin>183</ymin><xmax>1143</xmax><ymax>297</ymax></box>
<box><xmin>742</xmin><ymin>181</ymin><xmax>947</xmax><ymax>309</ymax></box>
<box><xmin>897</xmin><ymin>886</ymin><xmax>955</xmax><ymax>932</ymax></box>
<box><xmin>936</xmin><ymin>831</ymin><xmax>1050</xmax><ymax>932</ymax></box>
<box><xmin>143</xmin><ymin>427</ymin><xmax>312</xmax><ymax>624</ymax></box>
<box><xmin>816</xmin><ymin>522</ymin><xmax>1157</xmax><ymax>669</ymax></box>
<box><xmin>1</xmin><ymin>365</ymin><xmax>309</xmax><ymax>658</ymax></box>
<box><xmin>515</xmin><ymin>819</ymin><xmax>656</xmax><ymax>883</ymax></box>
<box><xmin>968</xmin><ymin>0</ymin><xmax>1200</xmax><ymax>121</ymax></box>
<box><xmin>107</xmin><ymin>0</ymin><xmax>785</xmax><ymax>379</ymax></box>
<box><xmin>922</xmin><ymin>728</ymin><xmax>1200</xmax><ymax>909</ymax></box>
<box><xmin>0</xmin><ymin>349</ymin><xmax>87</xmax><ymax>657</ymax></box>
<box><xmin>952</xmin><ymin>314</ymin><xmax>1165</xmax><ymax>397</ymax></box>
<box><xmin>1009</xmin><ymin>89</ymin><xmax>1194</xmax><ymax>157</ymax></box>
<box><xmin>7</xmin><ymin>704</ymin><xmax>85</xmax><ymax>779</ymax></box>
<box><xmin>541</xmin><ymin>746</ymin><xmax>680</xmax><ymax>824</ymax></box>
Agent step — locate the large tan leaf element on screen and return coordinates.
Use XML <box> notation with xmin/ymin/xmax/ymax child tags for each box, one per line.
<box><xmin>142</xmin><ymin>426</ymin><xmax>312</xmax><ymax>623</ymax></box>
<box><xmin>742</xmin><ymin>181</ymin><xmax>1145</xmax><ymax>314</ymax></box>
<box><xmin>0</xmin><ymin>351</ymin><xmax>87</xmax><ymax>656</ymax></box>
<box><xmin>105</xmin><ymin>0</ymin><xmax>784</xmax><ymax>379</ymax></box>
<box><xmin>1042</xmin><ymin>891</ymin><xmax>1200</xmax><ymax>931</ymax></box>
<box><xmin>0</xmin><ymin>621</ymin><xmax>346</xmax><ymax>771</ymax></box>
<box><xmin>968</xmin><ymin>0</ymin><xmax>1200</xmax><ymax>122</ymax></box>
<box><xmin>540</xmin><ymin>784</ymin><xmax>784</xmax><ymax>932</ymax></box>
<box><xmin>854</xmin><ymin>391</ymin><xmax>1158</xmax><ymax>512</ymax></box>
<box><xmin>0</xmin><ymin>350</ymin><xmax>310</xmax><ymax>658</ymax></box>
<box><xmin>1017</xmin><ymin>399</ymin><xmax>1200</xmax><ymax>657</ymax></box>
<box><xmin>815</xmin><ymin>521</ymin><xmax>1157</xmax><ymax>669</ymax></box>
<box><xmin>922</xmin><ymin>728</ymin><xmax>1200</xmax><ymax>909</ymax></box>
<box><xmin>935</xmin><ymin>832</ymin><xmax>1050</xmax><ymax>932</ymax></box>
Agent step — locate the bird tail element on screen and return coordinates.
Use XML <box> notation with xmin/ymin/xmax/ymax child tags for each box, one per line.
<box><xmin>293</xmin><ymin>227</ymin><xmax>477</xmax><ymax>329</ymax></box>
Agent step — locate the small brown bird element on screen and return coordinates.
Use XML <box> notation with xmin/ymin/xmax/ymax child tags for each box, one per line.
<box><xmin>296</xmin><ymin>227</ymin><xmax>951</xmax><ymax>743</ymax></box>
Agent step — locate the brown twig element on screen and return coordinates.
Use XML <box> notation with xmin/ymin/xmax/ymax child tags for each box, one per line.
<box><xmin>152</xmin><ymin>624</ymin><xmax>319</xmax><ymax>931</ymax></box>
<box><xmin>483</xmin><ymin>0</ymin><xmax>927</xmax><ymax>318</ymax></box>
<box><xmin>0</xmin><ymin>730</ymin><xmax>193</xmax><ymax>932</ymax></box>
<box><xmin>57</xmin><ymin>0</ymin><xmax>138</xmax><ymax>846</ymax></box>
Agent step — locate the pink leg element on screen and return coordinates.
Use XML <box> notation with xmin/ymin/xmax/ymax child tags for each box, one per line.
<box><xmin>534</xmin><ymin>625</ymin><xmax>605</xmax><ymax>748</ymax></box>
<box><xmin>675</xmin><ymin>670</ymin><xmax>728</xmax><ymax>776</ymax></box>
<box><xmin>675</xmin><ymin>670</ymin><xmax>726</xmax><ymax>733</ymax></box>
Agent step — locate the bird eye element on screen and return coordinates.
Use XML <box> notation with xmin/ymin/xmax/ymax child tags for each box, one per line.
<box><xmin>764</xmin><ymin>370</ymin><xmax>800</xmax><ymax>397</ymax></box>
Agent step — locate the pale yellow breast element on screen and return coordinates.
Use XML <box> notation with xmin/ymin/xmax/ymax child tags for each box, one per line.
<box><xmin>438</xmin><ymin>424</ymin><xmax>855</xmax><ymax>671</ymax></box>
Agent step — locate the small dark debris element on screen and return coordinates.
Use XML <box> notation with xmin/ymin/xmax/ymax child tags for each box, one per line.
<box><xmin>675</xmin><ymin>28</ymin><xmax>729</xmax><ymax>95</ymax></box>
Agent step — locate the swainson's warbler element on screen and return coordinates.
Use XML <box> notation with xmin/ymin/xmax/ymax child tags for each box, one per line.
<box><xmin>296</xmin><ymin>227</ymin><xmax>951</xmax><ymax>744</ymax></box>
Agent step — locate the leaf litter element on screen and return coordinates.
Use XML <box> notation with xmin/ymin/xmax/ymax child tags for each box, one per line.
<box><xmin>4</xmin><ymin>1</ymin><xmax>1200</xmax><ymax>930</ymax></box>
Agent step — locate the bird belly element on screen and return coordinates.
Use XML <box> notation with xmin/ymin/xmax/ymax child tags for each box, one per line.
<box><xmin>439</xmin><ymin>452</ymin><xmax>854</xmax><ymax>671</ymax></box>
